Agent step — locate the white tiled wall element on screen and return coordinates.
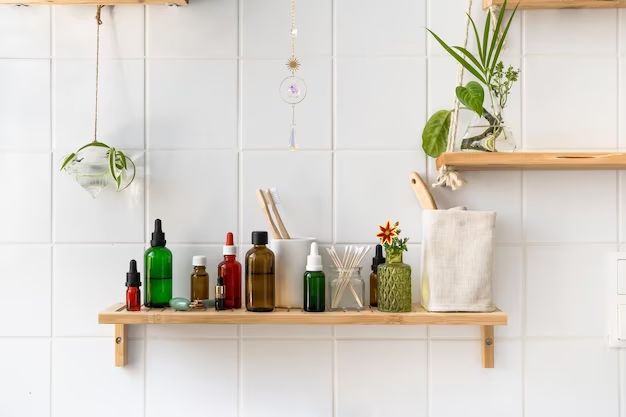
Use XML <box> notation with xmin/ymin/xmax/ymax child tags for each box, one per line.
<box><xmin>0</xmin><ymin>1</ymin><xmax>624</xmax><ymax>416</ymax></box>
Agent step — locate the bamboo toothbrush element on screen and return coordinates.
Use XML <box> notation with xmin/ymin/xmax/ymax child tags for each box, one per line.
<box><xmin>256</xmin><ymin>189</ymin><xmax>281</xmax><ymax>239</ymax></box>
<box><xmin>266</xmin><ymin>188</ymin><xmax>291</xmax><ymax>239</ymax></box>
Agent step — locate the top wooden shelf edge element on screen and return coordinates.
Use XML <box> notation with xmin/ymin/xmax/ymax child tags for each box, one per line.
<box><xmin>436</xmin><ymin>152</ymin><xmax>626</xmax><ymax>170</ymax></box>
<box><xmin>484</xmin><ymin>0</ymin><xmax>626</xmax><ymax>9</ymax></box>
<box><xmin>0</xmin><ymin>0</ymin><xmax>188</xmax><ymax>5</ymax></box>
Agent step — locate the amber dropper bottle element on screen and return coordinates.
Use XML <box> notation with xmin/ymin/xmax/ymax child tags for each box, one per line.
<box><xmin>370</xmin><ymin>244</ymin><xmax>385</xmax><ymax>307</ymax></box>
<box><xmin>245</xmin><ymin>231</ymin><xmax>275</xmax><ymax>312</ymax></box>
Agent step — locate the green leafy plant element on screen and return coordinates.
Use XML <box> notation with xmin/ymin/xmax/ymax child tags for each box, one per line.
<box><xmin>422</xmin><ymin>0</ymin><xmax>519</xmax><ymax>157</ymax></box>
<box><xmin>60</xmin><ymin>140</ymin><xmax>136</xmax><ymax>191</ymax></box>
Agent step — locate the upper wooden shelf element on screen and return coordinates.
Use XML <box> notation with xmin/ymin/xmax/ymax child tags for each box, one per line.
<box><xmin>485</xmin><ymin>0</ymin><xmax>626</xmax><ymax>9</ymax></box>
<box><xmin>436</xmin><ymin>152</ymin><xmax>626</xmax><ymax>170</ymax></box>
<box><xmin>100</xmin><ymin>303</ymin><xmax>507</xmax><ymax>368</ymax></box>
<box><xmin>0</xmin><ymin>0</ymin><xmax>188</xmax><ymax>5</ymax></box>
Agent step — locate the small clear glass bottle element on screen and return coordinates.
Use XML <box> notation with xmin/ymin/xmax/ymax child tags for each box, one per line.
<box><xmin>329</xmin><ymin>266</ymin><xmax>365</xmax><ymax>311</ymax></box>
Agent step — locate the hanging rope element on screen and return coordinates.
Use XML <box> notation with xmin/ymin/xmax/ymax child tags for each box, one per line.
<box><xmin>93</xmin><ymin>5</ymin><xmax>104</xmax><ymax>142</ymax></box>
<box><xmin>433</xmin><ymin>0</ymin><xmax>473</xmax><ymax>190</ymax></box>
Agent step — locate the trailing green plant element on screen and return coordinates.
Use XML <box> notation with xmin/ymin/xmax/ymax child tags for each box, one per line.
<box><xmin>422</xmin><ymin>0</ymin><xmax>519</xmax><ymax>157</ymax></box>
<box><xmin>60</xmin><ymin>140</ymin><xmax>136</xmax><ymax>191</ymax></box>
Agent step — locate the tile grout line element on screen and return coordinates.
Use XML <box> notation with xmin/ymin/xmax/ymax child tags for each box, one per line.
<box><xmin>237</xmin><ymin>0</ymin><xmax>243</xmax><ymax>416</ymax></box>
<box><xmin>49</xmin><ymin>7</ymin><xmax>55</xmax><ymax>417</ymax></box>
<box><xmin>331</xmin><ymin>1</ymin><xmax>337</xmax><ymax>414</ymax></box>
<box><xmin>142</xmin><ymin>5</ymin><xmax>148</xmax><ymax>417</ymax></box>
<box><xmin>520</xmin><ymin>10</ymin><xmax>527</xmax><ymax>417</ymax></box>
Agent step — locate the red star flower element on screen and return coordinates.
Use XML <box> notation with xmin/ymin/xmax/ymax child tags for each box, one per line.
<box><xmin>376</xmin><ymin>220</ymin><xmax>398</xmax><ymax>245</ymax></box>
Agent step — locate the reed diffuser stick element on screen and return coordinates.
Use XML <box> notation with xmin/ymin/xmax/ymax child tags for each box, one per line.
<box><xmin>327</xmin><ymin>246</ymin><xmax>369</xmax><ymax>309</ymax></box>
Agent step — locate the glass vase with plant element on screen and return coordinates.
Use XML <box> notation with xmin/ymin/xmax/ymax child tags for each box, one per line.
<box><xmin>422</xmin><ymin>0</ymin><xmax>519</xmax><ymax>157</ymax></box>
<box><xmin>376</xmin><ymin>221</ymin><xmax>412</xmax><ymax>313</ymax></box>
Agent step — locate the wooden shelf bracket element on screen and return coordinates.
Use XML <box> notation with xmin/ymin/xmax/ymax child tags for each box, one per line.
<box><xmin>114</xmin><ymin>323</ymin><xmax>127</xmax><ymax>367</ymax></box>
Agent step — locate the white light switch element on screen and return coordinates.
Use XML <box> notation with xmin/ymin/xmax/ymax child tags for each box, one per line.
<box><xmin>619</xmin><ymin>260</ymin><xmax>626</xmax><ymax>295</ymax></box>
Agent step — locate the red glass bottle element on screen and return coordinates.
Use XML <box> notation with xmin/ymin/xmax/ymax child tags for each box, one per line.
<box><xmin>218</xmin><ymin>232</ymin><xmax>242</xmax><ymax>309</ymax></box>
<box><xmin>125</xmin><ymin>259</ymin><xmax>141</xmax><ymax>311</ymax></box>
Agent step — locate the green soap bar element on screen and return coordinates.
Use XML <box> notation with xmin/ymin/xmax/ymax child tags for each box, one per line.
<box><xmin>169</xmin><ymin>297</ymin><xmax>191</xmax><ymax>311</ymax></box>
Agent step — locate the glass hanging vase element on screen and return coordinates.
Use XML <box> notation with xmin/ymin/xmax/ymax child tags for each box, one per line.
<box><xmin>377</xmin><ymin>250</ymin><xmax>412</xmax><ymax>312</ymax></box>
<box><xmin>63</xmin><ymin>145</ymin><xmax>111</xmax><ymax>198</ymax></box>
<box><xmin>457</xmin><ymin>101</ymin><xmax>516</xmax><ymax>153</ymax></box>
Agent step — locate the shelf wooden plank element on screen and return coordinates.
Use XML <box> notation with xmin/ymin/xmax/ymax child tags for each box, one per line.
<box><xmin>484</xmin><ymin>0</ymin><xmax>626</xmax><ymax>9</ymax></box>
<box><xmin>436</xmin><ymin>152</ymin><xmax>626</xmax><ymax>171</ymax></box>
<box><xmin>99</xmin><ymin>304</ymin><xmax>508</xmax><ymax>326</ymax></box>
<box><xmin>0</xmin><ymin>0</ymin><xmax>188</xmax><ymax>5</ymax></box>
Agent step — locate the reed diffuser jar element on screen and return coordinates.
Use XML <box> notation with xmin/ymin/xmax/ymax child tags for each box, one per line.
<box><xmin>377</xmin><ymin>250</ymin><xmax>412</xmax><ymax>312</ymax></box>
<box><xmin>329</xmin><ymin>266</ymin><xmax>364</xmax><ymax>311</ymax></box>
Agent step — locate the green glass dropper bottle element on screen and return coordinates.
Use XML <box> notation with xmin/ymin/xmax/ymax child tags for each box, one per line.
<box><xmin>145</xmin><ymin>219</ymin><xmax>173</xmax><ymax>308</ymax></box>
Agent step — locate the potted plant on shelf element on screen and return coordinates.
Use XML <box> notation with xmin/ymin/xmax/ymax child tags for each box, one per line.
<box><xmin>422</xmin><ymin>0</ymin><xmax>519</xmax><ymax>157</ymax></box>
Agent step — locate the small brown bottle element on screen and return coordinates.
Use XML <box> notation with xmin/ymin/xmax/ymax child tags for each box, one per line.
<box><xmin>370</xmin><ymin>244</ymin><xmax>385</xmax><ymax>307</ymax></box>
<box><xmin>190</xmin><ymin>256</ymin><xmax>209</xmax><ymax>303</ymax></box>
<box><xmin>245</xmin><ymin>231</ymin><xmax>275</xmax><ymax>312</ymax></box>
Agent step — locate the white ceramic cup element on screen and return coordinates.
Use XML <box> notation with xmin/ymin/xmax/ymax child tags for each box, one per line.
<box><xmin>269</xmin><ymin>237</ymin><xmax>315</xmax><ymax>308</ymax></box>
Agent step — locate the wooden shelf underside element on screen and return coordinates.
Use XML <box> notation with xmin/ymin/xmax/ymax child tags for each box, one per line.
<box><xmin>485</xmin><ymin>0</ymin><xmax>626</xmax><ymax>9</ymax></box>
<box><xmin>100</xmin><ymin>303</ymin><xmax>507</xmax><ymax>368</ymax></box>
<box><xmin>436</xmin><ymin>152</ymin><xmax>626</xmax><ymax>170</ymax></box>
<box><xmin>0</xmin><ymin>0</ymin><xmax>188</xmax><ymax>5</ymax></box>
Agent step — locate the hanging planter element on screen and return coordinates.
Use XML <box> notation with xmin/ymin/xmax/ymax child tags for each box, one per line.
<box><xmin>59</xmin><ymin>5</ymin><xmax>136</xmax><ymax>198</ymax></box>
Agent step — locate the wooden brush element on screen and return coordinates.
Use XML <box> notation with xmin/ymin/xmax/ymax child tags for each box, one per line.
<box><xmin>256</xmin><ymin>189</ymin><xmax>281</xmax><ymax>239</ymax></box>
<box><xmin>409</xmin><ymin>171</ymin><xmax>438</xmax><ymax>210</ymax></box>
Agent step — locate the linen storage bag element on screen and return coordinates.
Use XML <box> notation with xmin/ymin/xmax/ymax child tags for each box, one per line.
<box><xmin>420</xmin><ymin>208</ymin><xmax>496</xmax><ymax>312</ymax></box>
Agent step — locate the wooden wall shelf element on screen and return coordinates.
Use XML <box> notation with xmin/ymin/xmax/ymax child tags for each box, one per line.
<box><xmin>484</xmin><ymin>0</ymin><xmax>626</xmax><ymax>9</ymax></box>
<box><xmin>99</xmin><ymin>303</ymin><xmax>507</xmax><ymax>368</ymax></box>
<box><xmin>0</xmin><ymin>0</ymin><xmax>188</xmax><ymax>5</ymax></box>
<box><xmin>436</xmin><ymin>152</ymin><xmax>626</xmax><ymax>170</ymax></box>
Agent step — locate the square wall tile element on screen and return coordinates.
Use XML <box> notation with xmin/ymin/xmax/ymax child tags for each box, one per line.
<box><xmin>147</xmin><ymin>60</ymin><xmax>237</xmax><ymax>149</ymax></box>
<box><xmin>526</xmin><ymin>244</ymin><xmax>614</xmax><ymax>337</ymax></box>
<box><xmin>0</xmin><ymin>59</ymin><xmax>50</xmax><ymax>150</ymax></box>
<box><xmin>146</xmin><ymin>340</ymin><xmax>237</xmax><ymax>417</ymax></box>
<box><xmin>241</xmin><ymin>324</ymin><xmax>331</xmax><ymax>338</ymax></box>
<box><xmin>335</xmin><ymin>151</ymin><xmax>425</xmax><ymax>243</ymax></box>
<box><xmin>337</xmin><ymin>0</ymin><xmax>425</xmax><ymax>56</ymax></box>
<box><xmin>147</xmin><ymin>0</ymin><xmax>237</xmax><ymax>58</ymax></box>
<box><xmin>0</xmin><ymin>5</ymin><xmax>50</xmax><ymax>58</ymax></box>
<box><xmin>0</xmin><ymin>153</ymin><xmax>50</xmax><ymax>242</ymax></box>
<box><xmin>242</xmin><ymin>59</ymin><xmax>331</xmax><ymax>149</ymax></box>
<box><xmin>52</xmin><ymin>339</ymin><xmax>144</xmax><ymax>417</ymax></box>
<box><xmin>54</xmin><ymin>59</ymin><xmax>144</xmax><ymax>150</ymax></box>
<box><xmin>525</xmin><ymin>56</ymin><xmax>617</xmax><ymax>150</ymax></box>
<box><xmin>0</xmin><ymin>245</ymin><xmax>51</xmax><ymax>336</ymax></box>
<box><xmin>432</xmin><ymin>171</ymin><xmax>522</xmax><ymax>243</ymax></box>
<box><xmin>525</xmin><ymin>340</ymin><xmax>618</xmax><ymax>417</ymax></box>
<box><xmin>430</xmin><ymin>245</ymin><xmax>523</xmax><ymax>338</ymax></box>
<box><xmin>336</xmin><ymin>340</ymin><xmax>427</xmax><ymax>417</ymax></box>
<box><xmin>336</xmin><ymin>57</ymin><xmax>426</xmax><ymax>149</ymax></box>
<box><xmin>148</xmin><ymin>150</ymin><xmax>238</xmax><ymax>243</ymax></box>
<box><xmin>242</xmin><ymin>0</ymin><xmax>331</xmax><ymax>58</ymax></box>
<box><xmin>241</xmin><ymin>340</ymin><xmax>332</xmax><ymax>417</ymax></box>
<box><xmin>147</xmin><ymin>323</ymin><xmax>237</xmax><ymax>339</ymax></box>
<box><xmin>525</xmin><ymin>171</ymin><xmax>617</xmax><ymax>243</ymax></box>
<box><xmin>525</xmin><ymin>9</ymin><xmax>616</xmax><ymax>54</ymax></box>
<box><xmin>54</xmin><ymin>244</ymin><xmax>144</xmax><ymax>336</ymax></box>
<box><xmin>620</xmin><ymin>56</ymin><xmax>626</xmax><ymax>150</ymax></box>
<box><xmin>241</xmin><ymin>151</ymin><xmax>332</xmax><ymax>243</ymax></box>
<box><xmin>427</xmin><ymin>0</ymin><xmax>521</xmax><ymax>56</ymax></box>
<box><xmin>0</xmin><ymin>339</ymin><xmax>50</xmax><ymax>417</ymax></box>
<box><xmin>430</xmin><ymin>340</ymin><xmax>522</xmax><ymax>417</ymax></box>
<box><xmin>53</xmin><ymin>152</ymin><xmax>144</xmax><ymax>243</ymax></box>
<box><xmin>54</xmin><ymin>6</ymin><xmax>144</xmax><ymax>58</ymax></box>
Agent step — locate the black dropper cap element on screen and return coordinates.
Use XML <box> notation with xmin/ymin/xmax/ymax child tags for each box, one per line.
<box><xmin>150</xmin><ymin>218</ymin><xmax>166</xmax><ymax>247</ymax></box>
<box><xmin>371</xmin><ymin>244</ymin><xmax>385</xmax><ymax>272</ymax></box>
<box><xmin>251</xmin><ymin>231</ymin><xmax>268</xmax><ymax>245</ymax></box>
<box><xmin>126</xmin><ymin>259</ymin><xmax>141</xmax><ymax>287</ymax></box>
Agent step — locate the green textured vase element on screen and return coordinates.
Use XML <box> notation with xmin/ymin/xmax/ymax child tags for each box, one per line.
<box><xmin>377</xmin><ymin>250</ymin><xmax>412</xmax><ymax>312</ymax></box>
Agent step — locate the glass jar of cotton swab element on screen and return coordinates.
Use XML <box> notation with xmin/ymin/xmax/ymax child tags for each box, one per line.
<box><xmin>325</xmin><ymin>246</ymin><xmax>369</xmax><ymax>311</ymax></box>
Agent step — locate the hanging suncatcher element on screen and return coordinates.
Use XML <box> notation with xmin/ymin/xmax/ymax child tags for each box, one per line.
<box><xmin>279</xmin><ymin>0</ymin><xmax>307</xmax><ymax>150</ymax></box>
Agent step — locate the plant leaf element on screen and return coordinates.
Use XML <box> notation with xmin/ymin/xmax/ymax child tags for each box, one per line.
<box><xmin>426</xmin><ymin>29</ymin><xmax>486</xmax><ymax>84</ymax></box>
<box><xmin>490</xmin><ymin>2</ymin><xmax>518</xmax><ymax>74</ymax></box>
<box><xmin>452</xmin><ymin>46</ymin><xmax>484</xmax><ymax>73</ymax></box>
<box><xmin>467</xmin><ymin>13</ymin><xmax>485</xmax><ymax>66</ymax></box>
<box><xmin>60</xmin><ymin>153</ymin><xmax>76</xmax><ymax>171</ymax></box>
<box><xmin>482</xmin><ymin>7</ymin><xmax>491</xmax><ymax>67</ymax></box>
<box><xmin>456</xmin><ymin>81</ymin><xmax>484</xmax><ymax>116</ymax></box>
<box><xmin>422</xmin><ymin>110</ymin><xmax>452</xmax><ymax>158</ymax></box>
<box><xmin>77</xmin><ymin>141</ymin><xmax>110</xmax><ymax>152</ymax></box>
<box><xmin>486</xmin><ymin>0</ymin><xmax>507</xmax><ymax>70</ymax></box>
<box><xmin>108</xmin><ymin>147</ymin><xmax>119</xmax><ymax>186</ymax></box>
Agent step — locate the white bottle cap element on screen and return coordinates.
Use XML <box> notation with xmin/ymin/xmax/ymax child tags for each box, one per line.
<box><xmin>306</xmin><ymin>242</ymin><xmax>323</xmax><ymax>272</ymax></box>
<box><xmin>192</xmin><ymin>255</ymin><xmax>207</xmax><ymax>266</ymax></box>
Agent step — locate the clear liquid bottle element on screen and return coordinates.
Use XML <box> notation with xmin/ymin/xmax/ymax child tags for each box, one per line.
<box><xmin>245</xmin><ymin>231</ymin><xmax>275</xmax><ymax>312</ymax></box>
